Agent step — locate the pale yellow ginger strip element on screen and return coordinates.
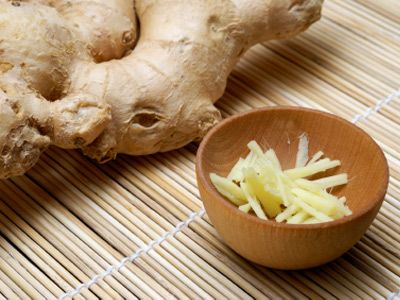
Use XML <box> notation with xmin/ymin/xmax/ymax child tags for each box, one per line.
<box><xmin>276</xmin><ymin>204</ymin><xmax>299</xmax><ymax>223</ymax></box>
<box><xmin>312</xmin><ymin>173</ymin><xmax>348</xmax><ymax>189</ymax></box>
<box><xmin>244</xmin><ymin>168</ymin><xmax>282</xmax><ymax>218</ymax></box>
<box><xmin>295</xmin><ymin>178</ymin><xmax>351</xmax><ymax>217</ymax></box>
<box><xmin>248</xmin><ymin>141</ymin><xmax>278</xmax><ymax>177</ymax></box>
<box><xmin>294</xmin><ymin>178</ymin><xmax>321</xmax><ymax>193</ymax></box>
<box><xmin>303</xmin><ymin>218</ymin><xmax>320</xmax><ymax>224</ymax></box>
<box><xmin>243</xmin><ymin>150</ymin><xmax>258</xmax><ymax>170</ymax></box>
<box><xmin>227</xmin><ymin>157</ymin><xmax>245</xmax><ymax>182</ymax></box>
<box><xmin>258</xmin><ymin>163</ymin><xmax>276</xmax><ymax>185</ymax></box>
<box><xmin>276</xmin><ymin>173</ymin><xmax>290</xmax><ymax>206</ymax></box>
<box><xmin>247</xmin><ymin>140</ymin><xmax>264</xmax><ymax>157</ymax></box>
<box><xmin>321</xmin><ymin>192</ymin><xmax>350</xmax><ymax>217</ymax></box>
<box><xmin>241</xmin><ymin>182</ymin><xmax>267</xmax><ymax>220</ymax></box>
<box><xmin>238</xmin><ymin>203</ymin><xmax>251</xmax><ymax>213</ymax></box>
<box><xmin>291</xmin><ymin>188</ymin><xmax>337</xmax><ymax>215</ymax></box>
<box><xmin>328</xmin><ymin>196</ymin><xmax>351</xmax><ymax>218</ymax></box>
<box><xmin>292</xmin><ymin>197</ymin><xmax>333</xmax><ymax>222</ymax></box>
<box><xmin>210</xmin><ymin>173</ymin><xmax>247</xmax><ymax>206</ymax></box>
<box><xmin>339</xmin><ymin>197</ymin><xmax>353</xmax><ymax>216</ymax></box>
<box><xmin>258</xmin><ymin>157</ymin><xmax>276</xmax><ymax>176</ymax></box>
<box><xmin>264</xmin><ymin>149</ymin><xmax>282</xmax><ymax>171</ymax></box>
<box><xmin>284</xmin><ymin>159</ymin><xmax>341</xmax><ymax>179</ymax></box>
<box><xmin>295</xmin><ymin>133</ymin><xmax>309</xmax><ymax>168</ymax></box>
<box><xmin>307</xmin><ymin>151</ymin><xmax>324</xmax><ymax>165</ymax></box>
<box><xmin>287</xmin><ymin>210</ymin><xmax>309</xmax><ymax>224</ymax></box>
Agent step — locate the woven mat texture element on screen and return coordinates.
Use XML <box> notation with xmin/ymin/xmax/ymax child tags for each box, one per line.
<box><xmin>0</xmin><ymin>0</ymin><xmax>399</xmax><ymax>299</ymax></box>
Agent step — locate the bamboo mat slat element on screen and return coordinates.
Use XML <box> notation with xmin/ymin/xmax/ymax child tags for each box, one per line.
<box><xmin>0</xmin><ymin>0</ymin><xmax>399</xmax><ymax>299</ymax></box>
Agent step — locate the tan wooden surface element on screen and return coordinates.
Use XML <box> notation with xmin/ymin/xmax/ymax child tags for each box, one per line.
<box><xmin>0</xmin><ymin>0</ymin><xmax>399</xmax><ymax>299</ymax></box>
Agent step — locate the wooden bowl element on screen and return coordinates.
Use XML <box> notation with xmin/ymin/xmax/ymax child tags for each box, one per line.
<box><xmin>196</xmin><ymin>106</ymin><xmax>389</xmax><ymax>270</ymax></box>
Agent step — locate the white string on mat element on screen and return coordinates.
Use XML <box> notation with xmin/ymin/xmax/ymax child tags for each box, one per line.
<box><xmin>388</xmin><ymin>290</ymin><xmax>400</xmax><ymax>300</ymax></box>
<box><xmin>354</xmin><ymin>89</ymin><xmax>400</xmax><ymax>299</ymax></box>
<box><xmin>59</xmin><ymin>87</ymin><xmax>399</xmax><ymax>300</ymax></box>
<box><xmin>58</xmin><ymin>209</ymin><xmax>206</xmax><ymax>300</ymax></box>
<box><xmin>352</xmin><ymin>89</ymin><xmax>400</xmax><ymax>124</ymax></box>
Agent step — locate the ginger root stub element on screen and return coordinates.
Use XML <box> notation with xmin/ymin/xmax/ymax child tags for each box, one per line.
<box><xmin>0</xmin><ymin>0</ymin><xmax>323</xmax><ymax>178</ymax></box>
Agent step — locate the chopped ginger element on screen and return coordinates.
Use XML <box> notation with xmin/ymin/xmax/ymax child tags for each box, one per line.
<box><xmin>209</xmin><ymin>137</ymin><xmax>352</xmax><ymax>224</ymax></box>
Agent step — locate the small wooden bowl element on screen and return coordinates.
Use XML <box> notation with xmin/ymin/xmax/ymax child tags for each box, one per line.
<box><xmin>196</xmin><ymin>107</ymin><xmax>389</xmax><ymax>270</ymax></box>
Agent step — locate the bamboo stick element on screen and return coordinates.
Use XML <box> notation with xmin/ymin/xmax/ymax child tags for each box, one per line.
<box><xmin>0</xmin><ymin>267</ymin><xmax>31</xmax><ymax>300</ymax></box>
<box><xmin>29</xmin><ymin>162</ymin><xmax>175</xmax><ymax>299</ymax></box>
<box><xmin>0</xmin><ymin>280</ymin><xmax>18</xmax><ymax>300</ymax></box>
<box><xmin>335</xmin><ymin>258</ymin><xmax>390</xmax><ymax>297</ymax></box>
<box><xmin>0</xmin><ymin>254</ymin><xmax>44</xmax><ymax>299</ymax></box>
<box><xmin>0</xmin><ymin>196</ymin><xmax>98</xmax><ymax>299</ymax></box>
<box><xmin>0</xmin><ymin>237</ymin><xmax>59</xmax><ymax>299</ymax></box>
<box><xmin>2</xmin><ymin>182</ymin><xmax>139</xmax><ymax>300</ymax></box>
<box><xmin>44</xmin><ymin>152</ymin><xmax>234</xmax><ymax>299</ymax></box>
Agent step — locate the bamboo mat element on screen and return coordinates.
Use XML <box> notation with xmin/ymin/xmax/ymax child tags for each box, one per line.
<box><xmin>0</xmin><ymin>0</ymin><xmax>399</xmax><ymax>299</ymax></box>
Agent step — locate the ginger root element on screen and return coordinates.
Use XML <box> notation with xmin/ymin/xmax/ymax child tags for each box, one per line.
<box><xmin>0</xmin><ymin>0</ymin><xmax>322</xmax><ymax>178</ymax></box>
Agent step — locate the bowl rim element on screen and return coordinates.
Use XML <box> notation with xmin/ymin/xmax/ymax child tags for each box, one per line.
<box><xmin>196</xmin><ymin>106</ymin><xmax>389</xmax><ymax>230</ymax></box>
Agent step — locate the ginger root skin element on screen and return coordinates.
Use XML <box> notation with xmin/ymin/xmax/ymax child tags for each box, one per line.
<box><xmin>0</xmin><ymin>0</ymin><xmax>322</xmax><ymax>178</ymax></box>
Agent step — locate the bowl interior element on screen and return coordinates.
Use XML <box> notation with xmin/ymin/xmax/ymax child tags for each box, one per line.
<box><xmin>199</xmin><ymin>107</ymin><xmax>388</xmax><ymax>215</ymax></box>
